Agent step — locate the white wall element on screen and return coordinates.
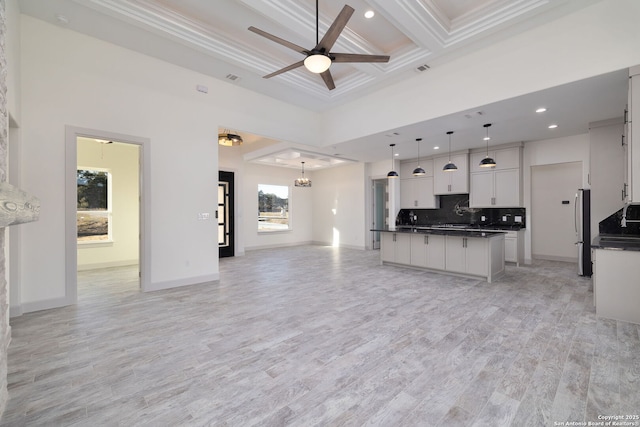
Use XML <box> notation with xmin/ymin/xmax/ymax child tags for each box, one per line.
<box><xmin>77</xmin><ymin>139</ymin><xmax>139</xmax><ymax>270</ymax></box>
<box><xmin>312</xmin><ymin>163</ymin><xmax>367</xmax><ymax>250</ymax></box>
<box><xmin>321</xmin><ymin>0</ymin><xmax>640</xmax><ymax>147</ymax></box>
<box><xmin>242</xmin><ymin>163</ymin><xmax>313</xmax><ymax>251</ymax></box>
<box><xmin>17</xmin><ymin>16</ymin><xmax>319</xmax><ymax>312</ymax></box>
<box><xmin>5</xmin><ymin>0</ymin><xmax>20</xmax><ymax>125</ymax></box>
<box><xmin>523</xmin><ymin>133</ymin><xmax>590</xmax><ymax>263</ymax></box>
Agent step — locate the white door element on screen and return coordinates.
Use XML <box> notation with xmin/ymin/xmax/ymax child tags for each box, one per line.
<box><xmin>531</xmin><ymin>161</ymin><xmax>582</xmax><ymax>262</ymax></box>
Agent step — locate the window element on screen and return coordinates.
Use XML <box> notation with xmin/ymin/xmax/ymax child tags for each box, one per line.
<box><xmin>77</xmin><ymin>168</ymin><xmax>112</xmax><ymax>242</ymax></box>
<box><xmin>258</xmin><ymin>184</ymin><xmax>290</xmax><ymax>232</ymax></box>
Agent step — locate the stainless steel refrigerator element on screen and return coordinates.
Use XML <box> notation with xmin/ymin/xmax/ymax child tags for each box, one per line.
<box><xmin>575</xmin><ymin>189</ymin><xmax>592</xmax><ymax>276</ymax></box>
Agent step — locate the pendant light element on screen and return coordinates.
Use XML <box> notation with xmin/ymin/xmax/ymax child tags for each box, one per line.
<box><xmin>479</xmin><ymin>123</ymin><xmax>496</xmax><ymax>168</ymax></box>
<box><xmin>387</xmin><ymin>144</ymin><xmax>398</xmax><ymax>178</ymax></box>
<box><xmin>412</xmin><ymin>138</ymin><xmax>425</xmax><ymax>176</ymax></box>
<box><xmin>443</xmin><ymin>131</ymin><xmax>458</xmax><ymax>171</ymax></box>
<box><xmin>294</xmin><ymin>161</ymin><xmax>311</xmax><ymax>187</ymax></box>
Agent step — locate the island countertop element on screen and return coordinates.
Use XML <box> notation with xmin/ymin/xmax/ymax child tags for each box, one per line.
<box><xmin>371</xmin><ymin>227</ymin><xmax>506</xmax><ymax>239</ymax></box>
<box><xmin>591</xmin><ymin>234</ymin><xmax>640</xmax><ymax>252</ymax></box>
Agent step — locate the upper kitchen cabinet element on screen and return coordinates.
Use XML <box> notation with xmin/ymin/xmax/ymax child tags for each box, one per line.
<box><xmin>627</xmin><ymin>65</ymin><xmax>640</xmax><ymax>203</ymax></box>
<box><xmin>400</xmin><ymin>159</ymin><xmax>439</xmax><ymax>209</ymax></box>
<box><xmin>433</xmin><ymin>153</ymin><xmax>469</xmax><ymax>195</ymax></box>
<box><xmin>470</xmin><ymin>145</ymin><xmax>523</xmax><ymax>208</ymax></box>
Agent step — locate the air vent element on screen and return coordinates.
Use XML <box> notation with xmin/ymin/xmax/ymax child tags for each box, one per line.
<box><xmin>415</xmin><ymin>64</ymin><xmax>430</xmax><ymax>73</ymax></box>
<box><xmin>225</xmin><ymin>74</ymin><xmax>240</xmax><ymax>82</ymax></box>
<box><xmin>385</xmin><ymin>132</ymin><xmax>401</xmax><ymax>137</ymax></box>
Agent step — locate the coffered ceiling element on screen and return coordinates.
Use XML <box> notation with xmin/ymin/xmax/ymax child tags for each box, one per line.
<box><xmin>19</xmin><ymin>0</ymin><xmax>629</xmax><ymax>169</ymax></box>
<box><xmin>19</xmin><ymin>0</ymin><xmax>601</xmax><ymax>112</ymax></box>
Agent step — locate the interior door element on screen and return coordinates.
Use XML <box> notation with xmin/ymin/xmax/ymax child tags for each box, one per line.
<box><xmin>218</xmin><ymin>171</ymin><xmax>234</xmax><ymax>258</ymax></box>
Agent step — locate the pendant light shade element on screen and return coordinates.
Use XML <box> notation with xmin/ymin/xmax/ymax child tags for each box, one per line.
<box><xmin>479</xmin><ymin>123</ymin><xmax>496</xmax><ymax>168</ymax></box>
<box><xmin>412</xmin><ymin>138</ymin><xmax>425</xmax><ymax>176</ymax></box>
<box><xmin>294</xmin><ymin>161</ymin><xmax>311</xmax><ymax>187</ymax></box>
<box><xmin>387</xmin><ymin>144</ymin><xmax>398</xmax><ymax>178</ymax></box>
<box><xmin>443</xmin><ymin>131</ymin><xmax>458</xmax><ymax>171</ymax></box>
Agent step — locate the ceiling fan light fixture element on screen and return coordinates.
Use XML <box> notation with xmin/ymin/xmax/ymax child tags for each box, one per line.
<box><xmin>304</xmin><ymin>54</ymin><xmax>332</xmax><ymax>74</ymax></box>
<box><xmin>218</xmin><ymin>132</ymin><xmax>243</xmax><ymax>146</ymax></box>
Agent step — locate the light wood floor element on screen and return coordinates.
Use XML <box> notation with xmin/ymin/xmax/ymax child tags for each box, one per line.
<box><xmin>2</xmin><ymin>246</ymin><xmax>639</xmax><ymax>426</ymax></box>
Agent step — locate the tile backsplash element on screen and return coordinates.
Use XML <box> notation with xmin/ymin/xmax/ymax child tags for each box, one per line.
<box><xmin>396</xmin><ymin>194</ymin><xmax>526</xmax><ymax>228</ymax></box>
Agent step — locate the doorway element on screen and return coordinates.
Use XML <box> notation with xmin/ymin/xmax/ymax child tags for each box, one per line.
<box><xmin>65</xmin><ymin>126</ymin><xmax>150</xmax><ymax>304</ymax></box>
<box><xmin>372</xmin><ymin>179</ymin><xmax>387</xmax><ymax>250</ymax></box>
<box><xmin>219</xmin><ymin>170</ymin><xmax>235</xmax><ymax>258</ymax></box>
<box><xmin>531</xmin><ymin>161</ymin><xmax>582</xmax><ymax>262</ymax></box>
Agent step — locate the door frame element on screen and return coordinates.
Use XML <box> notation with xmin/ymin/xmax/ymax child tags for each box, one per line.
<box><xmin>65</xmin><ymin>126</ymin><xmax>151</xmax><ymax>302</ymax></box>
<box><xmin>218</xmin><ymin>170</ymin><xmax>235</xmax><ymax>258</ymax></box>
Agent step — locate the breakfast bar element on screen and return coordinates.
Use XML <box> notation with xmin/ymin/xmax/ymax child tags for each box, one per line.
<box><xmin>373</xmin><ymin>227</ymin><xmax>505</xmax><ymax>283</ymax></box>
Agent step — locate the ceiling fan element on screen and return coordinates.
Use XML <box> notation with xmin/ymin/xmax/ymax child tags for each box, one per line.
<box><xmin>248</xmin><ymin>1</ymin><xmax>390</xmax><ymax>90</ymax></box>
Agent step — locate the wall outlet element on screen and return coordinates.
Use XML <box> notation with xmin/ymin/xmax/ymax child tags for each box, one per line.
<box><xmin>198</xmin><ymin>212</ymin><xmax>210</xmax><ymax>220</ymax></box>
<box><xmin>514</xmin><ymin>215</ymin><xmax>522</xmax><ymax>222</ymax></box>
<box><xmin>481</xmin><ymin>216</ymin><xmax>486</xmax><ymax>221</ymax></box>
<box><xmin>502</xmin><ymin>215</ymin><xmax>508</xmax><ymax>222</ymax></box>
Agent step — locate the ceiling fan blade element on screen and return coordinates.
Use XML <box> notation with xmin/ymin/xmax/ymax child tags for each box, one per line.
<box><xmin>331</xmin><ymin>53</ymin><xmax>390</xmax><ymax>63</ymax></box>
<box><xmin>316</xmin><ymin>5</ymin><xmax>354</xmax><ymax>52</ymax></box>
<box><xmin>320</xmin><ymin>69</ymin><xmax>336</xmax><ymax>90</ymax></box>
<box><xmin>263</xmin><ymin>60</ymin><xmax>305</xmax><ymax>79</ymax></box>
<box><xmin>248</xmin><ymin>26</ymin><xmax>308</xmax><ymax>54</ymax></box>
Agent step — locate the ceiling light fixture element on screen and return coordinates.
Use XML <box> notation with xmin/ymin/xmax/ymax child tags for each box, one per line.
<box><xmin>443</xmin><ymin>131</ymin><xmax>458</xmax><ymax>171</ymax></box>
<box><xmin>304</xmin><ymin>54</ymin><xmax>332</xmax><ymax>74</ymax></box>
<box><xmin>479</xmin><ymin>123</ymin><xmax>497</xmax><ymax>168</ymax></box>
<box><xmin>412</xmin><ymin>138</ymin><xmax>425</xmax><ymax>176</ymax></box>
<box><xmin>364</xmin><ymin>10</ymin><xmax>375</xmax><ymax>18</ymax></box>
<box><xmin>387</xmin><ymin>144</ymin><xmax>398</xmax><ymax>178</ymax></box>
<box><xmin>218</xmin><ymin>131</ymin><xmax>243</xmax><ymax>146</ymax></box>
<box><xmin>536</xmin><ymin>107</ymin><xmax>547</xmax><ymax>113</ymax></box>
<box><xmin>294</xmin><ymin>161</ymin><xmax>312</xmax><ymax>187</ymax></box>
<box><xmin>548</xmin><ymin>124</ymin><xmax>558</xmax><ymax>129</ymax></box>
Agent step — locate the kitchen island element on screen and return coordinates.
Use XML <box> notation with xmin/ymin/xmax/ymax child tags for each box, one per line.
<box><xmin>374</xmin><ymin>227</ymin><xmax>505</xmax><ymax>283</ymax></box>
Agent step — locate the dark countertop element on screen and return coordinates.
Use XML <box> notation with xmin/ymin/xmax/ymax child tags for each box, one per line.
<box><xmin>372</xmin><ymin>227</ymin><xmax>505</xmax><ymax>239</ymax></box>
<box><xmin>395</xmin><ymin>224</ymin><xmax>524</xmax><ymax>231</ymax></box>
<box><xmin>592</xmin><ymin>235</ymin><xmax>640</xmax><ymax>252</ymax></box>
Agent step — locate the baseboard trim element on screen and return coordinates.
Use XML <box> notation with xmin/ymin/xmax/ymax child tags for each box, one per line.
<box><xmin>532</xmin><ymin>255</ymin><xmax>577</xmax><ymax>263</ymax></box>
<box><xmin>77</xmin><ymin>260</ymin><xmax>138</xmax><ymax>271</ymax></box>
<box><xmin>9</xmin><ymin>305</ymin><xmax>22</xmax><ymax>318</ymax></box>
<box><xmin>245</xmin><ymin>241</ymin><xmax>313</xmax><ymax>251</ymax></box>
<box><xmin>21</xmin><ymin>296</ymin><xmax>74</xmax><ymax>314</ymax></box>
<box><xmin>146</xmin><ymin>274</ymin><xmax>220</xmax><ymax>292</ymax></box>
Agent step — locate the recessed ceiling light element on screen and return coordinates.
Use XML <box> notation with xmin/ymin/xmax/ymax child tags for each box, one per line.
<box><xmin>548</xmin><ymin>124</ymin><xmax>558</xmax><ymax>129</ymax></box>
<box><xmin>394</xmin><ymin>153</ymin><xmax>399</xmax><ymax>156</ymax></box>
<box><xmin>364</xmin><ymin>10</ymin><xmax>375</xmax><ymax>18</ymax></box>
<box><xmin>433</xmin><ymin>146</ymin><xmax>440</xmax><ymax>150</ymax></box>
<box><xmin>536</xmin><ymin>107</ymin><xmax>547</xmax><ymax>113</ymax></box>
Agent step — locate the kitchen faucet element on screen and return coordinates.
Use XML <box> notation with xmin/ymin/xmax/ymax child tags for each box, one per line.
<box><xmin>621</xmin><ymin>202</ymin><xmax>640</xmax><ymax>227</ymax></box>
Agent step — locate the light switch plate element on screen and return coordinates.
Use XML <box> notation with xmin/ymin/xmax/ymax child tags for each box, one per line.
<box><xmin>514</xmin><ymin>215</ymin><xmax>522</xmax><ymax>222</ymax></box>
<box><xmin>198</xmin><ymin>212</ymin><xmax>210</xmax><ymax>220</ymax></box>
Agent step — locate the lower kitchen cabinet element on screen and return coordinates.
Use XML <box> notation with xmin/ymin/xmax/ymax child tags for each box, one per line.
<box><xmin>381</xmin><ymin>232</ymin><xmax>411</xmax><ymax>264</ymax></box>
<box><xmin>504</xmin><ymin>229</ymin><xmax>525</xmax><ymax>266</ymax></box>
<box><xmin>593</xmin><ymin>248</ymin><xmax>640</xmax><ymax>324</ymax></box>
<box><xmin>379</xmin><ymin>231</ymin><xmax>505</xmax><ymax>282</ymax></box>
<box><xmin>445</xmin><ymin>236</ymin><xmax>488</xmax><ymax>277</ymax></box>
<box><xmin>410</xmin><ymin>233</ymin><xmax>446</xmax><ymax>270</ymax></box>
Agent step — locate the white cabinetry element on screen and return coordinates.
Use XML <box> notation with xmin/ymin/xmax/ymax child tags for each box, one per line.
<box><xmin>470</xmin><ymin>146</ymin><xmax>522</xmax><ymax>207</ymax></box>
<box><xmin>380</xmin><ymin>232</ymin><xmax>411</xmax><ymax>264</ymax></box>
<box><xmin>410</xmin><ymin>233</ymin><xmax>446</xmax><ymax>270</ymax></box>
<box><xmin>504</xmin><ymin>230</ymin><xmax>525</xmax><ymax>266</ymax></box>
<box><xmin>593</xmin><ymin>249</ymin><xmax>640</xmax><ymax>324</ymax></box>
<box><xmin>445</xmin><ymin>236</ymin><xmax>488</xmax><ymax>276</ymax></box>
<box><xmin>627</xmin><ymin>65</ymin><xmax>640</xmax><ymax>203</ymax></box>
<box><xmin>433</xmin><ymin>154</ymin><xmax>469</xmax><ymax>195</ymax></box>
<box><xmin>400</xmin><ymin>160</ymin><xmax>439</xmax><ymax>209</ymax></box>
